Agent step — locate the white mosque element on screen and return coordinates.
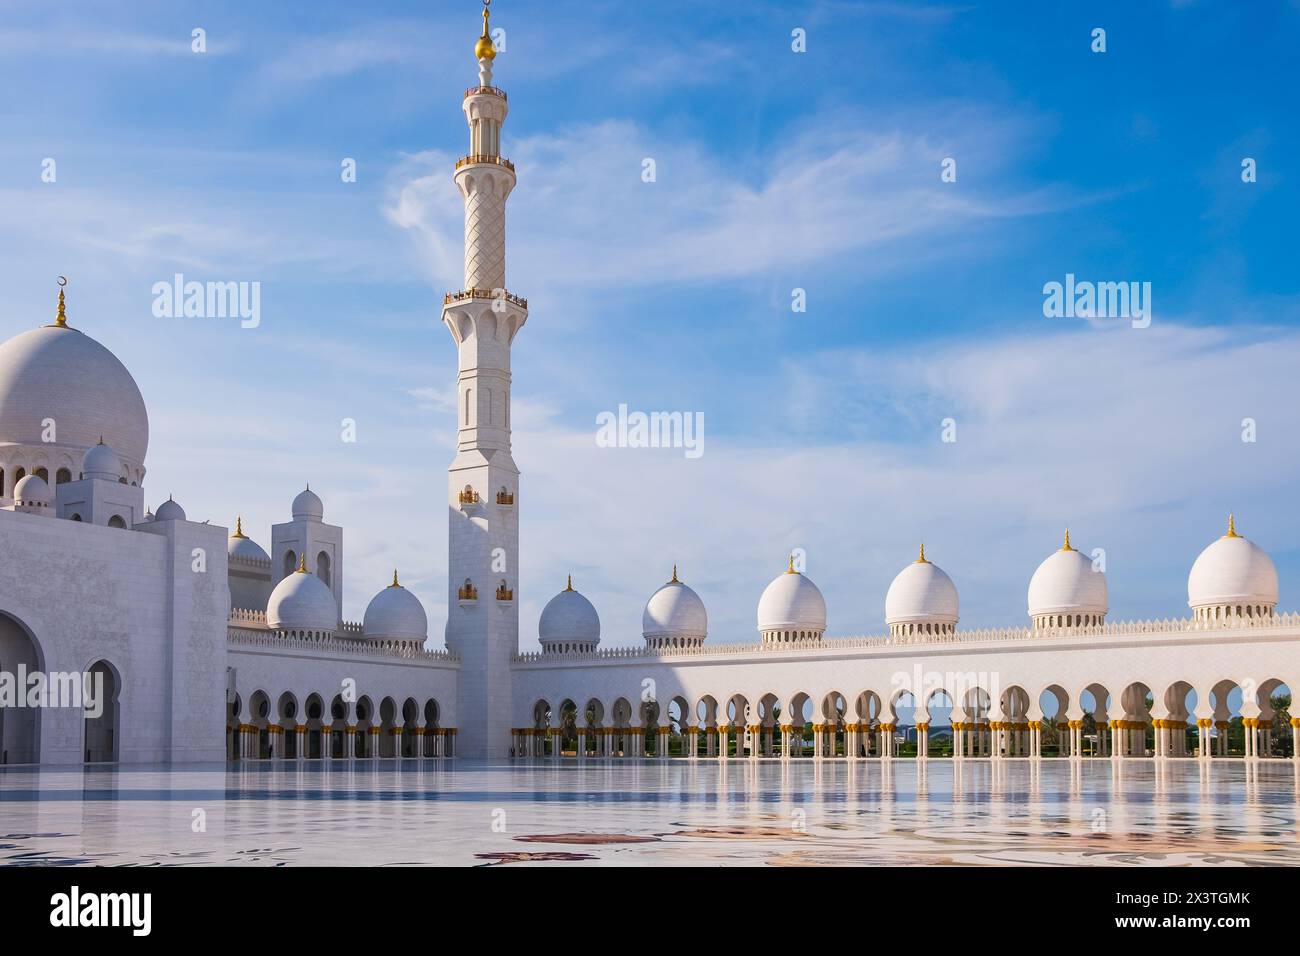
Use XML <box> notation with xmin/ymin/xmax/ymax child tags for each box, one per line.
<box><xmin>0</xmin><ymin>5</ymin><xmax>1297</xmax><ymax>767</ymax></box>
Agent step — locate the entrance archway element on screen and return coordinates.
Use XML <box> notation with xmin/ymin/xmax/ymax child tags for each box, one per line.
<box><xmin>0</xmin><ymin>612</ymin><xmax>43</xmax><ymax>764</ymax></box>
<box><xmin>84</xmin><ymin>660</ymin><xmax>121</xmax><ymax>763</ymax></box>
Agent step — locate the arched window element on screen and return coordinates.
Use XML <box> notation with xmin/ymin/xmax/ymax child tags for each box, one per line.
<box><xmin>55</xmin><ymin>467</ymin><xmax>71</xmax><ymax>484</ymax></box>
<box><xmin>34</xmin><ymin>467</ymin><xmax>48</xmax><ymax>482</ymax></box>
<box><xmin>108</xmin><ymin>515</ymin><xmax>127</xmax><ymax>529</ymax></box>
<box><xmin>316</xmin><ymin>551</ymin><xmax>331</xmax><ymax>588</ymax></box>
<box><xmin>70</xmin><ymin>513</ymin><xmax>82</xmax><ymax>522</ymax></box>
<box><xmin>14</xmin><ymin>467</ymin><xmax>25</xmax><ymax>485</ymax></box>
<box><xmin>0</xmin><ymin>468</ymin><xmax>5</xmax><ymax>494</ymax></box>
<box><xmin>284</xmin><ymin>550</ymin><xmax>297</xmax><ymax>578</ymax></box>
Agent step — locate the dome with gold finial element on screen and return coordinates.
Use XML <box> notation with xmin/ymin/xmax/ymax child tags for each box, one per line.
<box><xmin>538</xmin><ymin>575</ymin><xmax>601</xmax><ymax>654</ymax></box>
<box><xmin>1028</xmin><ymin>529</ymin><xmax>1107</xmax><ymax>628</ymax></box>
<box><xmin>1188</xmin><ymin>514</ymin><xmax>1277</xmax><ymax>624</ymax></box>
<box><xmin>0</xmin><ymin>280</ymin><xmax>149</xmax><ymax>478</ymax></box>
<box><xmin>267</xmin><ymin>553</ymin><xmax>338</xmax><ymax>634</ymax></box>
<box><xmin>228</xmin><ymin>516</ymin><xmax>270</xmax><ymax>563</ymax></box>
<box><xmin>886</xmin><ymin>544</ymin><xmax>959</xmax><ymax>638</ymax></box>
<box><xmin>757</xmin><ymin>555</ymin><xmax>827</xmax><ymax>643</ymax></box>
<box><xmin>362</xmin><ymin>569</ymin><xmax>429</xmax><ymax>642</ymax></box>
<box><xmin>642</xmin><ymin>565</ymin><xmax>707</xmax><ymax>649</ymax></box>
<box><xmin>475</xmin><ymin>2</ymin><xmax>496</xmax><ymax>60</ymax></box>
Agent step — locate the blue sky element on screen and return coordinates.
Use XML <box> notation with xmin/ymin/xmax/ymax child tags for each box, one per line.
<box><xmin>1</xmin><ymin>0</ymin><xmax>1298</xmax><ymax>646</ymax></box>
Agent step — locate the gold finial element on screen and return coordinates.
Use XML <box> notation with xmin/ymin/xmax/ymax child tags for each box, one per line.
<box><xmin>1226</xmin><ymin>513</ymin><xmax>1240</xmax><ymax>538</ymax></box>
<box><xmin>475</xmin><ymin>0</ymin><xmax>496</xmax><ymax>60</ymax></box>
<box><xmin>565</xmin><ymin>573</ymin><xmax>574</xmax><ymax>591</ymax></box>
<box><xmin>390</xmin><ymin>568</ymin><xmax>401</xmax><ymax>588</ymax></box>
<box><xmin>1061</xmin><ymin>528</ymin><xmax>1075</xmax><ymax>552</ymax></box>
<box><xmin>54</xmin><ymin>276</ymin><xmax>68</xmax><ymax>328</ymax></box>
<box><xmin>671</xmin><ymin>564</ymin><xmax>678</xmax><ymax>583</ymax></box>
<box><xmin>296</xmin><ymin>553</ymin><xmax>308</xmax><ymax>573</ymax></box>
<box><xmin>786</xmin><ymin>554</ymin><xmax>796</xmax><ymax>574</ymax></box>
<box><xmin>916</xmin><ymin>542</ymin><xmax>928</xmax><ymax>564</ymax></box>
<box><xmin>232</xmin><ymin>516</ymin><xmax>246</xmax><ymax>539</ymax></box>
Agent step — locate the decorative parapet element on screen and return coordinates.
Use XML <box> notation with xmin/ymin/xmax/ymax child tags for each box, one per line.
<box><xmin>511</xmin><ymin>611</ymin><xmax>1300</xmax><ymax>664</ymax></box>
<box><xmin>454</xmin><ymin>154</ymin><xmax>515</xmax><ymax>173</ymax></box>
<box><xmin>443</xmin><ymin>288</ymin><xmax>528</xmax><ymax>310</ymax></box>
<box><xmin>464</xmin><ymin>85</ymin><xmax>507</xmax><ymax>101</ymax></box>
<box><xmin>227</xmin><ymin>626</ymin><xmax>458</xmax><ymax>663</ymax></box>
<box><xmin>229</xmin><ymin>607</ymin><xmax>268</xmax><ymax>626</ymax></box>
<box><xmin>341</xmin><ymin>621</ymin><xmax>364</xmax><ymax>638</ymax></box>
<box><xmin>228</xmin><ymin>553</ymin><xmax>271</xmax><ymax>571</ymax></box>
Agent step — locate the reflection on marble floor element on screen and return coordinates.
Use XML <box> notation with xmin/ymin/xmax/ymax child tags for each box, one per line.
<box><xmin>0</xmin><ymin>758</ymin><xmax>1296</xmax><ymax>866</ymax></box>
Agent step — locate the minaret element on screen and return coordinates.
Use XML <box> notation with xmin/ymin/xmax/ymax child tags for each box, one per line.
<box><xmin>443</xmin><ymin>0</ymin><xmax>527</xmax><ymax>759</ymax></box>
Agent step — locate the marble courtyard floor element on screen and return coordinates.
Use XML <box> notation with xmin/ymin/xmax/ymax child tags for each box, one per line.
<box><xmin>0</xmin><ymin>758</ymin><xmax>1296</xmax><ymax>866</ymax></box>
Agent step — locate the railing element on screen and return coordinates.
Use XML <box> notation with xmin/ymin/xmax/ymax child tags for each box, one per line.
<box><xmin>458</xmin><ymin>489</ymin><xmax>480</xmax><ymax>505</ymax></box>
<box><xmin>227</xmin><ymin>626</ymin><xmax>458</xmax><ymax>663</ymax></box>
<box><xmin>464</xmin><ymin>85</ymin><xmax>507</xmax><ymax>100</ymax></box>
<box><xmin>458</xmin><ymin>584</ymin><xmax>479</xmax><ymax>601</ymax></box>
<box><xmin>443</xmin><ymin>288</ymin><xmax>528</xmax><ymax>310</ymax></box>
<box><xmin>496</xmin><ymin>490</ymin><xmax>514</xmax><ymax>505</ymax></box>
<box><xmin>229</xmin><ymin>607</ymin><xmax>267</xmax><ymax>625</ymax></box>
<box><xmin>511</xmin><ymin>611</ymin><xmax>1300</xmax><ymax>664</ymax></box>
<box><xmin>454</xmin><ymin>154</ymin><xmax>515</xmax><ymax>172</ymax></box>
<box><xmin>496</xmin><ymin>586</ymin><xmax>514</xmax><ymax>601</ymax></box>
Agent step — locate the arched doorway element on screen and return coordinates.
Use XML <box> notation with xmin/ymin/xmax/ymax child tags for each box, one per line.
<box><xmin>0</xmin><ymin>612</ymin><xmax>43</xmax><ymax>764</ymax></box>
<box><xmin>84</xmin><ymin>660</ymin><xmax>121</xmax><ymax>763</ymax></box>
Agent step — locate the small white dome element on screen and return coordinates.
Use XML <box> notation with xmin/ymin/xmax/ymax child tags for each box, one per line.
<box><xmin>82</xmin><ymin>440</ymin><xmax>121</xmax><ymax>480</ymax></box>
<box><xmin>642</xmin><ymin>568</ymin><xmax>707</xmax><ymax>645</ymax></box>
<box><xmin>1188</xmin><ymin>516</ymin><xmax>1278</xmax><ymax>610</ymax></box>
<box><xmin>267</xmin><ymin>561</ymin><xmax>337</xmax><ymax>632</ymax></box>
<box><xmin>886</xmin><ymin>547</ymin><xmax>959</xmax><ymax>627</ymax></box>
<box><xmin>756</xmin><ymin>562</ymin><xmax>827</xmax><ymax>636</ymax></box>
<box><xmin>539</xmin><ymin>578</ymin><xmax>601</xmax><ymax>648</ymax></box>
<box><xmin>227</xmin><ymin>517</ymin><xmax>269</xmax><ymax>563</ymax></box>
<box><xmin>154</xmin><ymin>496</ymin><xmax>186</xmax><ymax>521</ymax></box>
<box><xmin>292</xmin><ymin>486</ymin><xmax>323</xmax><ymax>522</ymax></box>
<box><xmin>1028</xmin><ymin>531</ymin><xmax>1107</xmax><ymax>621</ymax></box>
<box><xmin>13</xmin><ymin>473</ymin><xmax>51</xmax><ymax>506</ymax></box>
<box><xmin>363</xmin><ymin>572</ymin><xmax>428</xmax><ymax>641</ymax></box>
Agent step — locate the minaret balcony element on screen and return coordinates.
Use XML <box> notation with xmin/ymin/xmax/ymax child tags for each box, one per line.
<box><xmin>444</xmin><ymin>288</ymin><xmax>528</xmax><ymax>310</ymax></box>
<box><xmin>457</xmin><ymin>582</ymin><xmax>479</xmax><ymax>607</ymax></box>
<box><xmin>495</xmin><ymin>585</ymin><xmax>514</xmax><ymax>602</ymax></box>
<box><xmin>454</xmin><ymin>154</ymin><xmax>515</xmax><ymax>173</ymax></box>
<box><xmin>464</xmin><ymin>85</ymin><xmax>507</xmax><ymax>101</ymax></box>
<box><xmin>496</xmin><ymin>489</ymin><xmax>514</xmax><ymax>506</ymax></box>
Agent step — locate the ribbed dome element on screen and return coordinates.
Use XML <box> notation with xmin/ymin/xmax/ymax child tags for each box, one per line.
<box><xmin>13</xmin><ymin>473</ymin><xmax>51</xmax><ymax>506</ymax></box>
<box><xmin>0</xmin><ymin>324</ymin><xmax>148</xmax><ymax>468</ymax></box>
<box><xmin>363</xmin><ymin>574</ymin><xmax>428</xmax><ymax>641</ymax></box>
<box><xmin>267</xmin><ymin>563</ymin><xmax>337</xmax><ymax>632</ymax></box>
<box><xmin>291</xmin><ymin>486</ymin><xmax>323</xmax><ymax>521</ymax></box>
<box><xmin>81</xmin><ymin>440</ymin><xmax>121</xmax><ymax>481</ymax></box>
<box><xmin>886</xmin><ymin>548</ymin><xmax>959</xmax><ymax>631</ymax></box>
<box><xmin>539</xmin><ymin>580</ymin><xmax>601</xmax><ymax>650</ymax></box>
<box><xmin>1188</xmin><ymin>517</ymin><xmax>1277</xmax><ymax>611</ymax></box>
<box><xmin>642</xmin><ymin>569</ymin><xmax>707</xmax><ymax>647</ymax></box>
<box><xmin>228</xmin><ymin>519</ymin><xmax>269</xmax><ymax>563</ymax></box>
<box><xmin>1028</xmin><ymin>532</ymin><xmax>1107</xmax><ymax>625</ymax></box>
<box><xmin>154</xmin><ymin>497</ymin><xmax>186</xmax><ymax>522</ymax></box>
<box><xmin>756</xmin><ymin>564</ymin><xmax>826</xmax><ymax>638</ymax></box>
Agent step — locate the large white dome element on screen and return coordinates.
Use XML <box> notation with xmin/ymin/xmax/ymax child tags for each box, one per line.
<box><xmin>756</xmin><ymin>562</ymin><xmax>826</xmax><ymax>639</ymax></box>
<box><xmin>538</xmin><ymin>578</ymin><xmax>600</xmax><ymax>651</ymax></box>
<box><xmin>363</xmin><ymin>573</ymin><xmax>428</xmax><ymax>641</ymax></box>
<box><xmin>886</xmin><ymin>547</ymin><xmax>959</xmax><ymax>632</ymax></box>
<box><xmin>0</xmin><ymin>323</ymin><xmax>148</xmax><ymax>470</ymax></box>
<box><xmin>1028</xmin><ymin>532</ymin><xmax>1107</xmax><ymax>625</ymax></box>
<box><xmin>267</xmin><ymin>560</ymin><xmax>338</xmax><ymax>633</ymax></box>
<box><xmin>642</xmin><ymin>569</ymin><xmax>707</xmax><ymax>647</ymax></box>
<box><xmin>1188</xmin><ymin>517</ymin><xmax>1277</xmax><ymax>612</ymax></box>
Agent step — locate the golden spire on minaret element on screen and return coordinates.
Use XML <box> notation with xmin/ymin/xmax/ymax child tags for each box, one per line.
<box><xmin>390</xmin><ymin>569</ymin><xmax>402</xmax><ymax>588</ymax></box>
<box><xmin>786</xmin><ymin>554</ymin><xmax>797</xmax><ymax>574</ymax></box>
<box><xmin>297</xmin><ymin>553</ymin><xmax>308</xmax><ymax>573</ymax></box>
<box><xmin>565</xmin><ymin>574</ymin><xmax>574</xmax><ymax>591</ymax></box>
<box><xmin>1225</xmin><ymin>513</ymin><xmax>1240</xmax><ymax>538</ymax></box>
<box><xmin>475</xmin><ymin>0</ymin><xmax>497</xmax><ymax>60</ymax></box>
<box><xmin>231</xmin><ymin>516</ymin><xmax>246</xmax><ymax>539</ymax></box>
<box><xmin>916</xmin><ymin>543</ymin><xmax>928</xmax><ymax>564</ymax></box>
<box><xmin>671</xmin><ymin>564</ymin><xmax>679</xmax><ymax>583</ymax></box>
<box><xmin>1061</xmin><ymin>528</ymin><xmax>1075</xmax><ymax>552</ymax></box>
<box><xmin>53</xmin><ymin>276</ymin><xmax>68</xmax><ymax>328</ymax></box>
